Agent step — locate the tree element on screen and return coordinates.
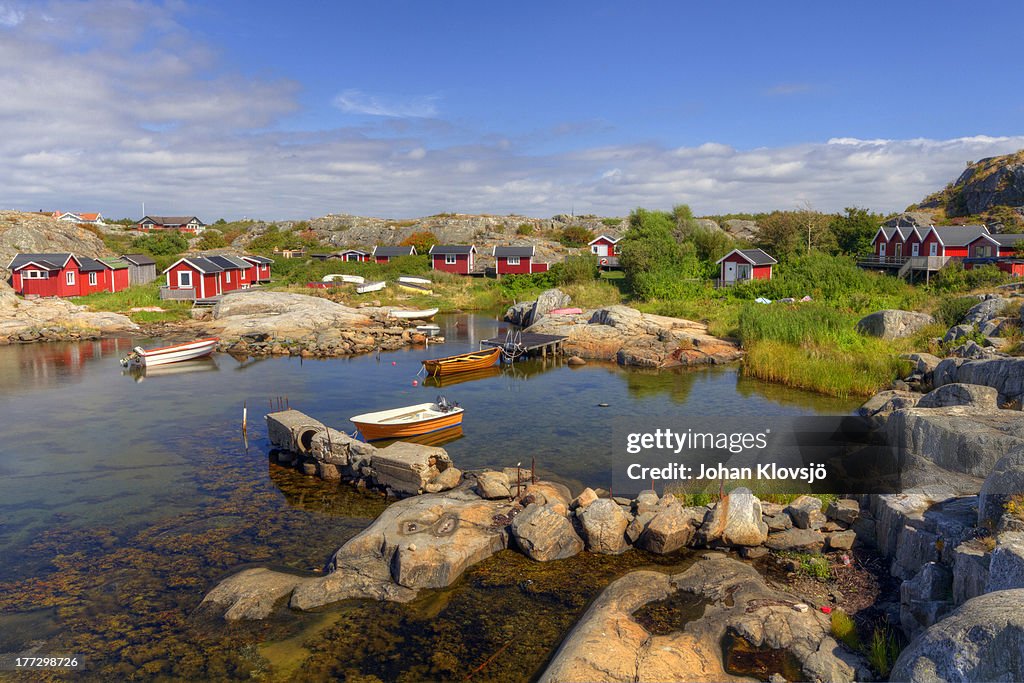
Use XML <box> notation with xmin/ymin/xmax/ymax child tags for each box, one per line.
<box><xmin>560</xmin><ymin>225</ymin><xmax>594</xmax><ymax>247</ymax></box>
<box><xmin>401</xmin><ymin>231</ymin><xmax>439</xmax><ymax>253</ymax></box>
<box><xmin>755</xmin><ymin>208</ymin><xmax>835</xmax><ymax>259</ymax></box>
<box><xmin>830</xmin><ymin>207</ymin><xmax>883</xmax><ymax>255</ymax></box>
<box><xmin>619</xmin><ymin>208</ymin><xmax>703</xmax><ymax>299</ymax></box>
<box><xmin>131</xmin><ymin>231</ymin><xmax>187</xmax><ymax>256</ymax></box>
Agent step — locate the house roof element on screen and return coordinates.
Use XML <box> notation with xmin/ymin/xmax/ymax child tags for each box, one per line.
<box><xmin>990</xmin><ymin>233</ymin><xmax>1024</xmax><ymax>248</ymax></box>
<box><xmin>240</xmin><ymin>254</ymin><xmax>274</xmax><ymax>264</ymax></box>
<box><xmin>162</xmin><ymin>257</ymin><xmax>224</xmax><ymax>275</ymax></box>
<box><xmin>77</xmin><ymin>256</ymin><xmax>106</xmax><ymax>272</ymax></box>
<box><xmin>928</xmin><ymin>225</ymin><xmax>990</xmax><ymax>246</ymax></box>
<box><xmin>98</xmin><ymin>257</ymin><xmax>128</xmax><ymax>270</ymax></box>
<box><xmin>429</xmin><ymin>244</ymin><xmax>476</xmax><ymax>255</ymax></box>
<box><xmin>7</xmin><ymin>253</ymin><xmax>76</xmax><ymax>271</ymax></box>
<box><xmin>120</xmin><ymin>253</ymin><xmax>156</xmax><ymax>266</ymax></box>
<box><xmin>715</xmin><ymin>248</ymin><xmax>778</xmax><ymax>266</ymax></box>
<box><xmin>493</xmin><ymin>246</ymin><xmax>535</xmax><ymax>258</ymax></box>
<box><xmin>139</xmin><ymin>215</ymin><xmax>204</xmax><ymax>226</ymax></box>
<box><xmin>373</xmin><ymin>245</ymin><xmax>417</xmax><ymax>257</ymax></box>
<box><xmin>588</xmin><ymin>234</ymin><xmax>620</xmax><ymax>245</ymax></box>
<box><xmin>339</xmin><ymin>248</ymin><xmax>369</xmax><ymax>255</ymax></box>
<box><xmin>206</xmin><ymin>255</ymin><xmax>251</xmax><ymax>271</ymax></box>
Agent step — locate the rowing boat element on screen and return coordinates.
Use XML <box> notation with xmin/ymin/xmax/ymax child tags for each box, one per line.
<box><xmin>397</xmin><ymin>281</ymin><xmax>433</xmax><ymax>295</ymax></box>
<box><xmin>350</xmin><ymin>399</ymin><xmax>464</xmax><ymax>441</ymax></box>
<box><xmin>390</xmin><ymin>307</ymin><xmax>439</xmax><ymax>320</ymax></box>
<box><xmin>356</xmin><ymin>280</ymin><xmax>386</xmax><ymax>294</ymax></box>
<box><xmin>322</xmin><ymin>273</ymin><xmax>365</xmax><ymax>284</ymax></box>
<box><xmin>397</xmin><ymin>275</ymin><xmax>431</xmax><ymax>285</ymax></box>
<box><xmin>120</xmin><ymin>337</ymin><xmax>219</xmax><ymax>368</ymax></box>
<box><xmin>422</xmin><ymin>346</ymin><xmax>501</xmax><ymax>376</ymax></box>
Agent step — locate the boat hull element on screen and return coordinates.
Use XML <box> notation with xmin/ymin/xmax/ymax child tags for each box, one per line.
<box><xmin>422</xmin><ymin>347</ymin><xmax>501</xmax><ymax>376</ymax></box>
<box><xmin>397</xmin><ymin>275</ymin><xmax>432</xmax><ymax>285</ymax></box>
<box><xmin>350</xmin><ymin>402</ymin><xmax>465</xmax><ymax>441</ymax></box>
<box><xmin>356</xmin><ymin>281</ymin><xmax>386</xmax><ymax>294</ymax></box>
<box><xmin>128</xmin><ymin>337</ymin><xmax>219</xmax><ymax>367</ymax></box>
<box><xmin>390</xmin><ymin>307</ymin><xmax>439</xmax><ymax>320</ymax></box>
<box><xmin>397</xmin><ymin>282</ymin><xmax>433</xmax><ymax>295</ymax></box>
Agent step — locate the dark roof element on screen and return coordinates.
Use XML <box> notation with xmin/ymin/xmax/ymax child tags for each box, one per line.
<box><xmin>120</xmin><ymin>253</ymin><xmax>156</xmax><ymax>266</ymax></box>
<box><xmin>990</xmin><ymin>234</ymin><xmax>1024</xmax><ymax>247</ymax></box>
<box><xmin>429</xmin><ymin>244</ymin><xmax>476</xmax><ymax>255</ymax></box>
<box><xmin>8</xmin><ymin>253</ymin><xmax>74</xmax><ymax>270</ymax></box>
<box><xmin>206</xmin><ymin>255</ymin><xmax>251</xmax><ymax>270</ymax></box>
<box><xmin>240</xmin><ymin>254</ymin><xmax>273</xmax><ymax>264</ymax></box>
<box><xmin>339</xmin><ymin>248</ymin><xmax>369</xmax><ymax>255</ymax></box>
<box><xmin>78</xmin><ymin>256</ymin><xmax>106</xmax><ymax>272</ymax></box>
<box><xmin>716</xmin><ymin>248</ymin><xmax>777</xmax><ymax>266</ymax></box>
<box><xmin>373</xmin><ymin>245</ymin><xmax>417</xmax><ymax>257</ymax></box>
<box><xmin>493</xmin><ymin>246</ymin><xmax>535</xmax><ymax>258</ymax></box>
<box><xmin>184</xmin><ymin>257</ymin><xmax>224</xmax><ymax>274</ymax></box>
<box><xmin>138</xmin><ymin>215</ymin><xmax>204</xmax><ymax>226</ymax></box>
<box><xmin>930</xmin><ymin>225</ymin><xmax>989</xmax><ymax>246</ymax></box>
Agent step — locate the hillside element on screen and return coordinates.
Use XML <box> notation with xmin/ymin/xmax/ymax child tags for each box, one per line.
<box><xmin>913</xmin><ymin>150</ymin><xmax>1024</xmax><ymax>231</ymax></box>
<box><xmin>0</xmin><ymin>211</ymin><xmax>110</xmax><ymax>275</ymax></box>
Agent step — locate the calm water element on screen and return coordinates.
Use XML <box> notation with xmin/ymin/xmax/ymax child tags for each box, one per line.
<box><xmin>0</xmin><ymin>315</ymin><xmax>857</xmax><ymax>681</ymax></box>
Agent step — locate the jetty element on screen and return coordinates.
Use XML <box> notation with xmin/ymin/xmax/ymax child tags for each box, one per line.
<box><xmin>480</xmin><ymin>331</ymin><xmax>566</xmax><ymax>359</ymax></box>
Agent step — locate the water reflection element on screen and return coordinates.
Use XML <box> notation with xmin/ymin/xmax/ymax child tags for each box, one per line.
<box><xmin>0</xmin><ymin>337</ymin><xmax>134</xmax><ymax>393</ymax></box>
<box><xmin>122</xmin><ymin>356</ymin><xmax>221</xmax><ymax>383</ymax></box>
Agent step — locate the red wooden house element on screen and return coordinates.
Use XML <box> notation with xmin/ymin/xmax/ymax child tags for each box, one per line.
<box><xmin>918</xmin><ymin>225</ymin><xmax>990</xmax><ymax>259</ymax></box>
<box><xmin>7</xmin><ymin>253</ymin><xmax>130</xmax><ymax>297</ymax></box>
<box><xmin>871</xmin><ymin>225</ymin><xmax>926</xmax><ymax>262</ymax></box>
<box><xmin>162</xmin><ymin>257</ymin><xmax>227</xmax><ymax>300</ymax></box>
<box><xmin>715</xmin><ymin>249</ymin><xmax>776</xmax><ymax>286</ymax></box>
<box><xmin>206</xmin><ymin>255</ymin><xmax>254</xmax><ymax>292</ymax></box>
<box><xmin>372</xmin><ymin>245</ymin><xmax>416</xmax><ymax>263</ymax></box>
<box><xmin>240</xmin><ymin>255</ymin><xmax>273</xmax><ymax>282</ymax></box>
<box><xmin>338</xmin><ymin>249</ymin><xmax>370</xmax><ymax>262</ymax></box>
<box><xmin>493</xmin><ymin>245</ymin><xmax>548</xmax><ymax>275</ymax></box>
<box><xmin>964</xmin><ymin>233</ymin><xmax>1024</xmax><ymax>275</ymax></box>
<box><xmin>588</xmin><ymin>235</ymin><xmax>620</xmax><ymax>258</ymax></box>
<box><xmin>429</xmin><ymin>245</ymin><xmax>477</xmax><ymax>274</ymax></box>
<box><xmin>136</xmin><ymin>215</ymin><xmax>207</xmax><ymax>234</ymax></box>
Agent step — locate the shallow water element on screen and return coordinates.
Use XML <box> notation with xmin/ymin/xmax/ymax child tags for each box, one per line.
<box><xmin>0</xmin><ymin>315</ymin><xmax>858</xmax><ymax>680</ymax></box>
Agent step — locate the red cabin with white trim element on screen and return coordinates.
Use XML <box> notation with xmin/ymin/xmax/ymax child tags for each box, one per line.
<box><xmin>429</xmin><ymin>245</ymin><xmax>476</xmax><ymax>274</ymax></box>
<box><xmin>7</xmin><ymin>253</ymin><xmax>131</xmax><ymax>297</ymax></box>
<box><xmin>240</xmin><ymin>255</ymin><xmax>273</xmax><ymax>282</ymax></box>
<box><xmin>493</xmin><ymin>245</ymin><xmax>548</xmax><ymax>275</ymax></box>
<box><xmin>588</xmin><ymin>235</ymin><xmax>620</xmax><ymax>257</ymax></box>
<box><xmin>715</xmin><ymin>249</ymin><xmax>776</xmax><ymax>285</ymax></box>
<box><xmin>163</xmin><ymin>257</ymin><xmax>225</xmax><ymax>299</ymax></box>
<box><xmin>372</xmin><ymin>245</ymin><xmax>416</xmax><ymax>263</ymax></box>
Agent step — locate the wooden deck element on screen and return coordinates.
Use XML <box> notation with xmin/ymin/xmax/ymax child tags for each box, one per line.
<box><xmin>481</xmin><ymin>332</ymin><xmax>567</xmax><ymax>359</ymax></box>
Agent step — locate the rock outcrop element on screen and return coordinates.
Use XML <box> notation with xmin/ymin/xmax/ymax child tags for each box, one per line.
<box><xmin>540</xmin><ymin>557</ymin><xmax>861</xmax><ymax>683</ymax></box>
<box><xmin>0</xmin><ymin>281</ymin><xmax>139</xmax><ymax>343</ymax></box>
<box><xmin>0</xmin><ymin>210</ymin><xmax>109</xmax><ymax>278</ymax></box>
<box><xmin>856</xmin><ymin>309</ymin><xmax>936</xmax><ymax>340</ymax></box>
<box><xmin>527</xmin><ymin>305</ymin><xmax>743</xmax><ymax>368</ymax></box>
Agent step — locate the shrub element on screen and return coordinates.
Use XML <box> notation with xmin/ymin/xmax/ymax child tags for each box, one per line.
<box><xmin>930</xmin><ymin>262</ymin><xmax>1010</xmax><ymax>293</ymax></box>
<box><xmin>800</xmin><ymin>555</ymin><xmax>832</xmax><ymax>580</ymax></box>
<box><xmin>516</xmin><ymin>223</ymin><xmax>534</xmax><ymax>236</ymax></box>
<box><xmin>934</xmin><ymin>296</ymin><xmax>979</xmax><ymax>327</ymax></box>
<box><xmin>560</xmin><ymin>225</ymin><xmax>595</xmax><ymax>247</ymax></box>
<box><xmin>131</xmin><ymin>231</ymin><xmax>187</xmax><ymax>256</ymax></box>
<box><xmin>552</xmin><ymin>255</ymin><xmax>598</xmax><ymax>285</ymax></box>
<box><xmin>195</xmin><ymin>230</ymin><xmax>226</xmax><ymax>250</ymax></box>
<box><xmin>401</xmin><ymin>231</ymin><xmax>439</xmax><ymax>253</ymax></box>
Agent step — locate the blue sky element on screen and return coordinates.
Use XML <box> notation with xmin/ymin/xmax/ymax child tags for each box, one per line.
<box><xmin>2</xmin><ymin>0</ymin><xmax>1024</xmax><ymax>219</ymax></box>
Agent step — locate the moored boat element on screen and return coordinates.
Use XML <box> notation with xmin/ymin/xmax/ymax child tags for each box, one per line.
<box><xmin>422</xmin><ymin>346</ymin><xmax>501</xmax><ymax>376</ymax></box>
<box><xmin>397</xmin><ymin>275</ymin><xmax>431</xmax><ymax>285</ymax></box>
<box><xmin>120</xmin><ymin>337</ymin><xmax>219</xmax><ymax>368</ymax></box>
<box><xmin>390</xmin><ymin>307</ymin><xmax>439</xmax><ymax>320</ymax></box>
<box><xmin>356</xmin><ymin>280</ymin><xmax>386</xmax><ymax>294</ymax></box>
<box><xmin>416</xmin><ymin>323</ymin><xmax>441</xmax><ymax>336</ymax></box>
<box><xmin>350</xmin><ymin>398</ymin><xmax>464</xmax><ymax>442</ymax></box>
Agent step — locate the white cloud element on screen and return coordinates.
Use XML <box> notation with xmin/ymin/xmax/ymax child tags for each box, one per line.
<box><xmin>0</xmin><ymin>2</ymin><xmax>23</xmax><ymax>27</ymax></box>
<box><xmin>332</xmin><ymin>89</ymin><xmax>439</xmax><ymax>118</ymax></box>
<box><xmin>1</xmin><ymin>2</ymin><xmax>1023</xmax><ymax>221</ymax></box>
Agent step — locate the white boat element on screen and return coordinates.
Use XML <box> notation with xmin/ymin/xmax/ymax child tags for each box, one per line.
<box><xmin>356</xmin><ymin>280</ymin><xmax>386</xmax><ymax>294</ymax></box>
<box><xmin>397</xmin><ymin>275</ymin><xmax>432</xmax><ymax>285</ymax></box>
<box><xmin>350</xmin><ymin>398</ymin><xmax>464</xmax><ymax>442</ymax></box>
<box><xmin>120</xmin><ymin>337</ymin><xmax>219</xmax><ymax>368</ymax></box>
<box><xmin>416</xmin><ymin>324</ymin><xmax>441</xmax><ymax>336</ymax></box>
<box><xmin>322</xmin><ymin>273</ymin><xmax>365</xmax><ymax>284</ymax></box>
<box><xmin>389</xmin><ymin>307</ymin><xmax>439</xmax><ymax>320</ymax></box>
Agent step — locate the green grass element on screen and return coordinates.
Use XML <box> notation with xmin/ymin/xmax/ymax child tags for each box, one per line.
<box><xmin>830</xmin><ymin>610</ymin><xmax>861</xmax><ymax>651</ymax></box>
<box><xmin>71</xmin><ymin>282</ymin><xmax>192</xmax><ymax>323</ymax></box>
<box><xmin>867</xmin><ymin>626</ymin><xmax>901</xmax><ymax>677</ymax></box>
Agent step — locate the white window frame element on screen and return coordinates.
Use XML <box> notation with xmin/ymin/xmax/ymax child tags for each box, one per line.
<box><xmin>929</xmin><ymin>242</ymin><xmax>938</xmax><ymax>256</ymax></box>
<box><xmin>590</xmin><ymin>245</ymin><xmax>599</xmax><ymax>254</ymax></box>
<box><xmin>23</xmin><ymin>270</ymin><xmax>48</xmax><ymax>279</ymax></box>
<box><xmin>506</xmin><ymin>256</ymin><xmax>521</xmax><ymax>266</ymax></box>
<box><xmin>879</xmin><ymin>243</ymin><xmax>886</xmax><ymax>257</ymax></box>
<box><xmin>178</xmin><ymin>270</ymin><xmax>192</xmax><ymax>288</ymax></box>
<box><xmin>912</xmin><ymin>243</ymin><xmax>919</xmax><ymax>256</ymax></box>
<box><xmin>225</xmin><ymin>270</ymin><xmax>231</xmax><ymax>283</ymax></box>
<box><xmin>88</xmin><ymin>272</ymin><xmax>97</xmax><ymax>286</ymax></box>
<box><xmin>66</xmin><ymin>270</ymin><xmax>75</xmax><ymax>286</ymax></box>
<box><xmin>445</xmin><ymin>254</ymin><xmax>457</xmax><ymax>265</ymax></box>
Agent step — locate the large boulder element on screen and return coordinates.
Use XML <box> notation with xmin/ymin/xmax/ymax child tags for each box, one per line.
<box><xmin>698</xmin><ymin>487</ymin><xmax>769</xmax><ymax>546</ymax></box>
<box><xmin>540</xmin><ymin>557</ymin><xmax>860</xmax><ymax>683</ymax></box>
<box><xmin>961</xmin><ymin>296</ymin><xmax>1009</xmax><ymax>326</ymax></box>
<box><xmin>935</xmin><ymin>356</ymin><xmax>1024</xmax><ymax>405</ymax></box>
<box><xmin>916</xmin><ymin>383</ymin><xmax>999</xmax><ymax>411</ymax></box>
<box><xmin>785</xmin><ymin>495</ymin><xmax>826</xmax><ymax>530</ymax></box>
<box><xmin>891</xmin><ymin>588</ymin><xmax>1024</xmax><ymax>682</ymax></box>
<box><xmin>577</xmin><ymin>498</ymin><xmax>630</xmax><ymax>554</ymax></box>
<box><xmin>979</xmin><ymin>447</ymin><xmax>1024</xmax><ymax>527</ymax></box>
<box><xmin>510</xmin><ymin>503</ymin><xmax>584</xmax><ymax>561</ymax></box>
<box><xmin>989</xmin><ymin>532</ymin><xmax>1024</xmax><ymax>592</ymax></box>
<box><xmin>856</xmin><ymin>309</ymin><xmax>936</xmax><ymax>340</ymax></box>
<box><xmin>638</xmin><ymin>503</ymin><xmax>704</xmax><ymax>553</ymax></box>
<box><xmin>531</xmin><ymin>288</ymin><xmax>571</xmax><ymax>323</ymax></box>
<box><xmin>208</xmin><ymin>290</ymin><xmax>376</xmax><ymax>342</ymax></box>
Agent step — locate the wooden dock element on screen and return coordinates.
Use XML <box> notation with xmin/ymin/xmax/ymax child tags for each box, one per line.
<box><xmin>481</xmin><ymin>332</ymin><xmax>567</xmax><ymax>359</ymax></box>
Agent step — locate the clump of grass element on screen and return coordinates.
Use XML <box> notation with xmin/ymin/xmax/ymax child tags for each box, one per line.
<box><xmin>934</xmin><ymin>296</ymin><xmax>981</xmax><ymax>327</ymax></box>
<box><xmin>867</xmin><ymin>626</ymin><xmax>901</xmax><ymax>677</ymax></box>
<box><xmin>830</xmin><ymin>609</ymin><xmax>861</xmax><ymax>651</ymax></box>
<box><xmin>742</xmin><ymin>340</ymin><xmax>911</xmax><ymax>398</ymax></box>
<box><xmin>800</xmin><ymin>555</ymin><xmax>831</xmax><ymax>580</ymax></box>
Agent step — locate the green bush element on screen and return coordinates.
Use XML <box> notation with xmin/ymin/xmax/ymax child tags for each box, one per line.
<box><xmin>131</xmin><ymin>231</ymin><xmax>188</xmax><ymax>256</ymax></box>
<box><xmin>552</xmin><ymin>255</ymin><xmax>598</xmax><ymax>285</ymax></box>
<box><xmin>930</xmin><ymin>262</ymin><xmax>1010</xmax><ymax>293</ymax></box>
<box><xmin>560</xmin><ymin>225</ymin><xmax>595</xmax><ymax>247</ymax></box>
<box><xmin>935</xmin><ymin>296</ymin><xmax>980</xmax><ymax>326</ymax></box>
<box><xmin>830</xmin><ymin>610</ymin><xmax>861</xmax><ymax>650</ymax></box>
<box><xmin>516</xmin><ymin>223</ymin><xmax>534</xmax><ymax>236</ymax></box>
